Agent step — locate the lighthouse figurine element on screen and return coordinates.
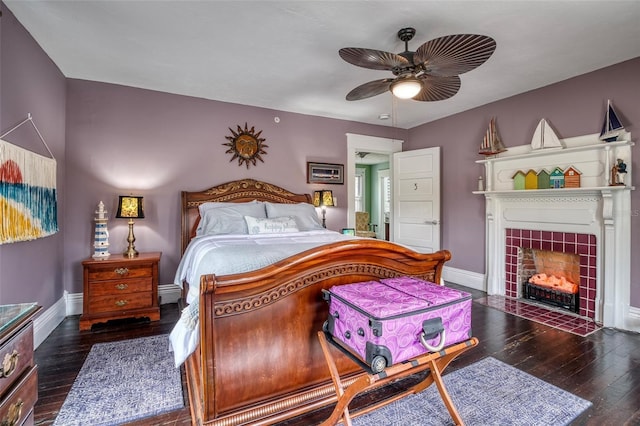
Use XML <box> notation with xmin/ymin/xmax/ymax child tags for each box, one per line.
<box><xmin>92</xmin><ymin>201</ymin><xmax>111</xmax><ymax>259</ymax></box>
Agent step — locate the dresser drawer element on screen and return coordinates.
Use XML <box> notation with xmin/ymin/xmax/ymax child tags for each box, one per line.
<box><xmin>0</xmin><ymin>366</ymin><xmax>37</xmax><ymax>426</ymax></box>
<box><xmin>0</xmin><ymin>325</ymin><xmax>33</xmax><ymax>399</ymax></box>
<box><xmin>88</xmin><ymin>292</ymin><xmax>153</xmax><ymax>313</ymax></box>
<box><xmin>89</xmin><ymin>277</ymin><xmax>152</xmax><ymax>296</ymax></box>
<box><xmin>88</xmin><ymin>264</ymin><xmax>152</xmax><ymax>281</ymax></box>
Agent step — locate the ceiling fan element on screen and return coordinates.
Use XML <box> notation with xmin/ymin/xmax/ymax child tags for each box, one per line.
<box><xmin>339</xmin><ymin>27</ymin><xmax>496</xmax><ymax>101</ymax></box>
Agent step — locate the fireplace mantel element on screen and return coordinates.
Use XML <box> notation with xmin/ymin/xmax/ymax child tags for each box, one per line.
<box><xmin>476</xmin><ymin>132</ymin><xmax>634</xmax><ymax>330</ymax></box>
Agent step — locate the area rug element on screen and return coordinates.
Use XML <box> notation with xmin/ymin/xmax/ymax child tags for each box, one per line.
<box><xmin>53</xmin><ymin>334</ymin><xmax>183</xmax><ymax>426</ymax></box>
<box><xmin>351</xmin><ymin>357</ymin><xmax>591</xmax><ymax>425</ymax></box>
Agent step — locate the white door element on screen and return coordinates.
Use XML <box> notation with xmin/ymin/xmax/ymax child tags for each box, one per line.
<box><xmin>392</xmin><ymin>147</ymin><xmax>441</xmax><ymax>253</ymax></box>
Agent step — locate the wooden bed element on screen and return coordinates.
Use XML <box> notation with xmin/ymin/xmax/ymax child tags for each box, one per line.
<box><xmin>179</xmin><ymin>179</ymin><xmax>452</xmax><ymax>426</ymax></box>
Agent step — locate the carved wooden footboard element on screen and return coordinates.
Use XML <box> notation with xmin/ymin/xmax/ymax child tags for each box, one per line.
<box><xmin>189</xmin><ymin>240</ymin><xmax>450</xmax><ymax>425</ymax></box>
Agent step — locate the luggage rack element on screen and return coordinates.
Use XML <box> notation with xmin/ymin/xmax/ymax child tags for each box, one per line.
<box><xmin>317</xmin><ymin>331</ymin><xmax>479</xmax><ymax>426</ymax></box>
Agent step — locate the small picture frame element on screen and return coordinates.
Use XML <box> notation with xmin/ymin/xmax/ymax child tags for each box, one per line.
<box><xmin>341</xmin><ymin>228</ymin><xmax>355</xmax><ymax>236</ymax></box>
<box><xmin>307</xmin><ymin>162</ymin><xmax>344</xmax><ymax>185</ymax></box>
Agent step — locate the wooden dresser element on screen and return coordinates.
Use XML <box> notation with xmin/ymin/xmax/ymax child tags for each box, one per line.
<box><xmin>80</xmin><ymin>252</ymin><xmax>161</xmax><ymax>331</ymax></box>
<box><xmin>0</xmin><ymin>303</ymin><xmax>41</xmax><ymax>426</ymax></box>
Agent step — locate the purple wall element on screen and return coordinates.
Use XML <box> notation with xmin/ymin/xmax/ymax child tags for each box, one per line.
<box><xmin>407</xmin><ymin>57</ymin><xmax>640</xmax><ymax>306</ymax></box>
<box><xmin>3</xmin><ymin>1</ymin><xmax>639</xmax><ymax>313</ymax></box>
<box><xmin>0</xmin><ymin>4</ymin><xmax>66</xmax><ymax>308</ymax></box>
<box><xmin>64</xmin><ymin>80</ymin><xmax>405</xmax><ymax>291</ymax></box>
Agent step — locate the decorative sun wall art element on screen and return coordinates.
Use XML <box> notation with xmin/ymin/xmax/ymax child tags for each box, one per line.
<box><xmin>223</xmin><ymin>123</ymin><xmax>268</xmax><ymax>168</ymax></box>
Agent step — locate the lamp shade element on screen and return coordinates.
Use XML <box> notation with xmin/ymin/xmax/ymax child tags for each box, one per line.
<box><xmin>390</xmin><ymin>76</ymin><xmax>422</xmax><ymax>99</ymax></box>
<box><xmin>115</xmin><ymin>196</ymin><xmax>145</xmax><ymax>219</ymax></box>
<box><xmin>313</xmin><ymin>190</ymin><xmax>334</xmax><ymax>208</ymax></box>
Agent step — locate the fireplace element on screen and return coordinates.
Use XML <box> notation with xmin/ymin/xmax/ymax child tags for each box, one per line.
<box><xmin>477</xmin><ymin>132</ymin><xmax>633</xmax><ymax>329</ymax></box>
<box><xmin>519</xmin><ymin>247</ymin><xmax>580</xmax><ymax>313</ymax></box>
<box><xmin>508</xmin><ymin>231</ymin><xmax>594</xmax><ymax>316</ymax></box>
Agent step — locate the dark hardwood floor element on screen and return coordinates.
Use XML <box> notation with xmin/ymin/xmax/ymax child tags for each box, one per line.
<box><xmin>34</xmin><ymin>285</ymin><xmax>640</xmax><ymax>425</ymax></box>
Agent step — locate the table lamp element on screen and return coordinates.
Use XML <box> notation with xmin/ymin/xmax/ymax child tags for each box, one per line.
<box><xmin>313</xmin><ymin>190</ymin><xmax>334</xmax><ymax>228</ymax></box>
<box><xmin>115</xmin><ymin>195</ymin><xmax>144</xmax><ymax>258</ymax></box>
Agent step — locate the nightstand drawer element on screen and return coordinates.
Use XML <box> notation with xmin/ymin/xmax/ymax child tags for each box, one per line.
<box><xmin>88</xmin><ymin>264</ymin><xmax>152</xmax><ymax>281</ymax></box>
<box><xmin>0</xmin><ymin>366</ymin><xmax>37</xmax><ymax>426</ymax></box>
<box><xmin>88</xmin><ymin>292</ymin><xmax>153</xmax><ymax>313</ymax></box>
<box><xmin>89</xmin><ymin>277</ymin><xmax>152</xmax><ymax>296</ymax></box>
<box><xmin>0</xmin><ymin>325</ymin><xmax>33</xmax><ymax>399</ymax></box>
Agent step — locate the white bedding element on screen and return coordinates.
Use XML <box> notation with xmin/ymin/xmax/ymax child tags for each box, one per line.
<box><xmin>169</xmin><ymin>229</ymin><xmax>356</xmax><ymax>366</ymax></box>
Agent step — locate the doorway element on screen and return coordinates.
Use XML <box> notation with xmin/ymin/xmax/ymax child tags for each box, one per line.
<box><xmin>346</xmin><ymin>133</ymin><xmax>403</xmax><ymax>238</ymax></box>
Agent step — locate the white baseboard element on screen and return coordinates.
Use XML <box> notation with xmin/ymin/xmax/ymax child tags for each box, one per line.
<box><xmin>33</xmin><ymin>296</ymin><xmax>66</xmax><ymax>349</ymax></box>
<box><xmin>158</xmin><ymin>283</ymin><xmax>182</xmax><ymax>305</ymax></box>
<box><xmin>442</xmin><ymin>266</ymin><xmax>486</xmax><ymax>292</ymax></box>
<box><xmin>65</xmin><ymin>291</ymin><xmax>83</xmax><ymax>316</ymax></box>
<box><xmin>625</xmin><ymin>306</ymin><xmax>640</xmax><ymax>333</ymax></box>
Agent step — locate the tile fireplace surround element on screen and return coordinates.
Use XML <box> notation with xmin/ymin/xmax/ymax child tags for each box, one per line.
<box><xmin>505</xmin><ymin>228</ymin><xmax>596</xmax><ymax>319</ymax></box>
<box><xmin>476</xmin><ymin>132</ymin><xmax>634</xmax><ymax>330</ymax></box>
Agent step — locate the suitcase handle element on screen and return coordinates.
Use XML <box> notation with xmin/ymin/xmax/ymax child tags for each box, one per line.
<box><xmin>419</xmin><ymin>329</ymin><xmax>446</xmax><ymax>352</ymax></box>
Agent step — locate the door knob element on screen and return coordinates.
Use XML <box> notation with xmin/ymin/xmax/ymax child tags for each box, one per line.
<box><xmin>428</xmin><ymin>220</ymin><xmax>440</xmax><ymax>225</ymax></box>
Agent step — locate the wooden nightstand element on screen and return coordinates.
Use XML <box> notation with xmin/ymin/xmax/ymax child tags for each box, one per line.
<box><xmin>80</xmin><ymin>252</ymin><xmax>161</xmax><ymax>331</ymax></box>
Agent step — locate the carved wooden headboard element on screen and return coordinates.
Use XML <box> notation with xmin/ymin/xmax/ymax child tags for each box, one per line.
<box><xmin>180</xmin><ymin>179</ymin><xmax>313</xmax><ymax>254</ymax></box>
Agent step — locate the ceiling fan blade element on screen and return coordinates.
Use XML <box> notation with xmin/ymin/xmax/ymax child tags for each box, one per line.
<box><xmin>414</xmin><ymin>34</ymin><xmax>496</xmax><ymax>77</ymax></box>
<box><xmin>345</xmin><ymin>78</ymin><xmax>394</xmax><ymax>101</ymax></box>
<box><xmin>413</xmin><ymin>75</ymin><xmax>461</xmax><ymax>101</ymax></box>
<box><xmin>339</xmin><ymin>48</ymin><xmax>410</xmax><ymax>71</ymax></box>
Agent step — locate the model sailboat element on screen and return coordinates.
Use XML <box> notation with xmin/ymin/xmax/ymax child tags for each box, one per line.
<box><xmin>531</xmin><ymin>118</ymin><xmax>563</xmax><ymax>150</ymax></box>
<box><xmin>599</xmin><ymin>99</ymin><xmax>625</xmax><ymax>142</ymax></box>
<box><xmin>479</xmin><ymin>117</ymin><xmax>507</xmax><ymax>156</ymax></box>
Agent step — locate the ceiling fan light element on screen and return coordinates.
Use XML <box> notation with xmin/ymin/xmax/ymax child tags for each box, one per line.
<box><xmin>391</xmin><ymin>77</ymin><xmax>422</xmax><ymax>99</ymax></box>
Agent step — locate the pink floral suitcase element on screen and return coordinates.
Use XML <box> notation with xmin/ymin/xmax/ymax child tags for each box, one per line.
<box><xmin>322</xmin><ymin>277</ymin><xmax>472</xmax><ymax>373</ymax></box>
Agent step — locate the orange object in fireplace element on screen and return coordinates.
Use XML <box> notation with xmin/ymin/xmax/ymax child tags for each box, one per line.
<box><xmin>528</xmin><ymin>273</ymin><xmax>578</xmax><ymax>294</ymax></box>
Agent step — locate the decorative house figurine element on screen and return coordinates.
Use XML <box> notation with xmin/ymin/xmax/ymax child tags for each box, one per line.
<box><xmin>537</xmin><ymin>169</ymin><xmax>551</xmax><ymax>189</ymax></box>
<box><xmin>92</xmin><ymin>201</ymin><xmax>110</xmax><ymax>259</ymax></box>
<box><xmin>479</xmin><ymin>117</ymin><xmax>507</xmax><ymax>156</ymax></box>
<box><xmin>564</xmin><ymin>166</ymin><xmax>582</xmax><ymax>188</ymax></box>
<box><xmin>524</xmin><ymin>169</ymin><xmax>538</xmax><ymax>190</ymax></box>
<box><xmin>599</xmin><ymin>100</ymin><xmax>626</xmax><ymax>142</ymax></box>
<box><xmin>512</xmin><ymin>170</ymin><xmax>526</xmax><ymax>190</ymax></box>
<box><xmin>550</xmin><ymin>167</ymin><xmax>565</xmax><ymax>188</ymax></box>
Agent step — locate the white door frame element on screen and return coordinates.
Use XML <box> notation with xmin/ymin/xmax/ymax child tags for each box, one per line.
<box><xmin>346</xmin><ymin>133</ymin><xmax>403</xmax><ymax>232</ymax></box>
<box><xmin>378</xmin><ymin>169</ymin><xmax>390</xmax><ymax>239</ymax></box>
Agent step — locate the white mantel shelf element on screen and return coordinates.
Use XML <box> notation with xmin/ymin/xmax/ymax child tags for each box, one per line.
<box><xmin>473</xmin><ymin>185</ymin><xmax>634</xmax><ymax>196</ymax></box>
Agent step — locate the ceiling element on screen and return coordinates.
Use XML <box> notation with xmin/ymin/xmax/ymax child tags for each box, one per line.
<box><xmin>5</xmin><ymin>1</ymin><xmax>640</xmax><ymax>129</ymax></box>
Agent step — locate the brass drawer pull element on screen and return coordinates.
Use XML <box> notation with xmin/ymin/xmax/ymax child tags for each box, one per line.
<box><xmin>114</xmin><ymin>267</ymin><xmax>129</xmax><ymax>276</ymax></box>
<box><xmin>0</xmin><ymin>350</ymin><xmax>19</xmax><ymax>378</ymax></box>
<box><xmin>115</xmin><ymin>300</ymin><xmax>129</xmax><ymax>307</ymax></box>
<box><xmin>115</xmin><ymin>283</ymin><xmax>129</xmax><ymax>290</ymax></box>
<box><xmin>2</xmin><ymin>398</ymin><xmax>23</xmax><ymax>426</ymax></box>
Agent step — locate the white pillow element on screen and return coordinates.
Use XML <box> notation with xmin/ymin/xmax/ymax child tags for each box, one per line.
<box><xmin>196</xmin><ymin>202</ymin><xmax>267</xmax><ymax>236</ymax></box>
<box><xmin>244</xmin><ymin>216</ymin><xmax>300</xmax><ymax>235</ymax></box>
<box><xmin>265</xmin><ymin>202</ymin><xmax>324</xmax><ymax>231</ymax></box>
